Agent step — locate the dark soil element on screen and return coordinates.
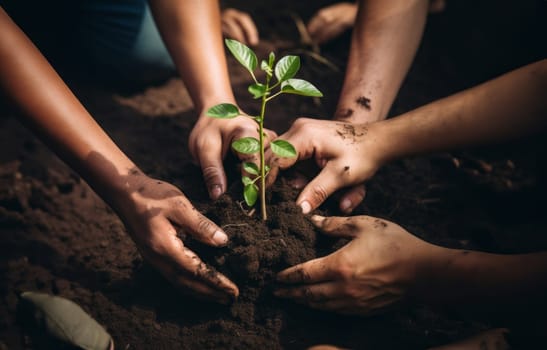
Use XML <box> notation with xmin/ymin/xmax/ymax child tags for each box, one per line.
<box><xmin>1</xmin><ymin>0</ymin><xmax>547</xmax><ymax>349</ymax></box>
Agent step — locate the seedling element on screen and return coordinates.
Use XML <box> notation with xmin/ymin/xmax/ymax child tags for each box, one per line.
<box><xmin>207</xmin><ymin>39</ymin><xmax>322</xmax><ymax>221</ymax></box>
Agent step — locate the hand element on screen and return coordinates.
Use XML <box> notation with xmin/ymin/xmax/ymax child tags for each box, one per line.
<box><xmin>274</xmin><ymin>215</ymin><xmax>436</xmax><ymax>315</ymax></box>
<box><xmin>189</xmin><ymin>111</ymin><xmax>277</xmax><ymax>199</ymax></box>
<box><xmin>280</xmin><ymin>161</ymin><xmax>367</xmax><ymax>215</ymax></box>
<box><xmin>112</xmin><ymin>174</ymin><xmax>239</xmax><ymax>304</ymax></box>
<box><xmin>267</xmin><ymin>118</ymin><xmax>381</xmax><ymax>214</ymax></box>
<box><xmin>221</xmin><ymin>8</ymin><xmax>259</xmax><ymax>46</ymax></box>
<box><xmin>307</xmin><ymin>3</ymin><xmax>357</xmax><ymax>45</ymax></box>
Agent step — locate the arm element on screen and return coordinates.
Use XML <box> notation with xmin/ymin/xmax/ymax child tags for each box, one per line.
<box><xmin>288</xmin><ymin>0</ymin><xmax>430</xmax><ymax>213</ymax></box>
<box><xmin>420</xmin><ymin>248</ymin><xmax>547</xmax><ymax>311</ymax></box>
<box><xmin>275</xmin><ymin>215</ymin><xmax>547</xmax><ymax>315</ymax></box>
<box><xmin>375</xmin><ymin>59</ymin><xmax>547</xmax><ymax>163</ymax></box>
<box><xmin>148</xmin><ymin>0</ymin><xmax>274</xmax><ymax>199</ymax></box>
<box><xmin>334</xmin><ymin>0</ymin><xmax>430</xmax><ymax>123</ymax></box>
<box><xmin>268</xmin><ymin>60</ymin><xmax>547</xmax><ymax>213</ymax></box>
<box><xmin>0</xmin><ymin>7</ymin><xmax>238</xmax><ymax>303</ymax></box>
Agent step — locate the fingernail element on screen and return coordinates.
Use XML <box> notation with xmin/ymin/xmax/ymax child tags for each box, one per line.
<box><xmin>299</xmin><ymin>201</ymin><xmax>311</xmax><ymax>214</ymax></box>
<box><xmin>209</xmin><ymin>185</ymin><xmax>222</xmax><ymax>199</ymax></box>
<box><xmin>340</xmin><ymin>199</ymin><xmax>352</xmax><ymax>212</ymax></box>
<box><xmin>310</xmin><ymin>215</ymin><xmax>325</xmax><ymax>224</ymax></box>
<box><xmin>212</xmin><ymin>230</ymin><xmax>228</xmax><ymax>246</ymax></box>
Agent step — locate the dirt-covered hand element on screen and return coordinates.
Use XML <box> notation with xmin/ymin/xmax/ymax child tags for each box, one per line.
<box><xmin>266</xmin><ymin>118</ymin><xmax>380</xmax><ymax>214</ymax></box>
<box><xmin>113</xmin><ymin>175</ymin><xmax>239</xmax><ymax>304</ymax></box>
<box><xmin>275</xmin><ymin>215</ymin><xmax>435</xmax><ymax>315</ymax></box>
<box><xmin>221</xmin><ymin>8</ymin><xmax>259</xmax><ymax>46</ymax></box>
<box><xmin>189</xmin><ymin>112</ymin><xmax>277</xmax><ymax>199</ymax></box>
<box><xmin>307</xmin><ymin>3</ymin><xmax>357</xmax><ymax>45</ymax></box>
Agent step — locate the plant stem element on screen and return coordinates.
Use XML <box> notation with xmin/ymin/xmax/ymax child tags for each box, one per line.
<box><xmin>259</xmin><ymin>75</ymin><xmax>271</xmax><ymax>221</ymax></box>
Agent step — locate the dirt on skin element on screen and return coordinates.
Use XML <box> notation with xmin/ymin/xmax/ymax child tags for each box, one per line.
<box><xmin>1</xmin><ymin>0</ymin><xmax>547</xmax><ymax>349</ymax></box>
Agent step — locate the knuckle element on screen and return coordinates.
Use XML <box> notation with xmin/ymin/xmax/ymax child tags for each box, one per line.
<box><xmin>196</xmin><ymin>215</ymin><xmax>215</xmax><ymax>237</ymax></box>
<box><xmin>334</xmin><ymin>253</ymin><xmax>354</xmax><ymax>280</ymax></box>
<box><xmin>202</xmin><ymin>166</ymin><xmax>222</xmax><ymax>184</ymax></box>
<box><xmin>345</xmin><ymin>286</ymin><xmax>361</xmax><ymax>299</ymax></box>
<box><xmin>310</xmin><ymin>184</ymin><xmax>329</xmax><ymax>204</ymax></box>
<box><xmin>291</xmin><ymin>117</ymin><xmax>309</xmax><ymax>129</ymax></box>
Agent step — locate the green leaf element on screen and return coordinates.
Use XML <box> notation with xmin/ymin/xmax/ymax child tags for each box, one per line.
<box><xmin>275</xmin><ymin>56</ymin><xmax>300</xmax><ymax>82</ymax></box>
<box><xmin>243</xmin><ymin>162</ymin><xmax>259</xmax><ymax>175</ymax></box>
<box><xmin>281</xmin><ymin>79</ymin><xmax>323</xmax><ymax>97</ymax></box>
<box><xmin>264</xmin><ymin>164</ymin><xmax>271</xmax><ymax>172</ymax></box>
<box><xmin>268</xmin><ymin>52</ymin><xmax>275</xmax><ymax>67</ymax></box>
<box><xmin>232</xmin><ymin>137</ymin><xmax>260</xmax><ymax>154</ymax></box>
<box><xmin>20</xmin><ymin>292</ymin><xmax>112</xmax><ymax>350</ymax></box>
<box><xmin>244</xmin><ymin>184</ymin><xmax>258</xmax><ymax>207</ymax></box>
<box><xmin>248</xmin><ymin>83</ymin><xmax>267</xmax><ymax>99</ymax></box>
<box><xmin>242</xmin><ymin>176</ymin><xmax>253</xmax><ymax>186</ymax></box>
<box><xmin>271</xmin><ymin>140</ymin><xmax>297</xmax><ymax>158</ymax></box>
<box><xmin>225</xmin><ymin>39</ymin><xmax>257</xmax><ymax>73</ymax></box>
<box><xmin>261</xmin><ymin>60</ymin><xmax>272</xmax><ymax>76</ymax></box>
<box><xmin>207</xmin><ymin>103</ymin><xmax>239</xmax><ymax>118</ymax></box>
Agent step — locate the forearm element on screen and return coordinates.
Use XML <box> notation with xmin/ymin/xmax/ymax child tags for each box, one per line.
<box><xmin>418</xmin><ymin>247</ymin><xmax>547</xmax><ymax>312</ymax></box>
<box><xmin>335</xmin><ymin>0</ymin><xmax>429</xmax><ymax>123</ymax></box>
<box><xmin>0</xmin><ymin>8</ymin><xmax>139</xmax><ymax>205</ymax></box>
<box><xmin>148</xmin><ymin>0</ymin><xmax>236</xmax><ymax>112</ymax></box>
<box><xmin>375</xmin><ymin>60</ymin><xmax>547</xmax><ymax>163</ymax></box>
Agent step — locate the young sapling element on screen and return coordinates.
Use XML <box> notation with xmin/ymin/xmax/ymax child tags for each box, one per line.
<box><xmin>207</xmin><ymin>39</ymin><xmax>322</xmax><ymax>220</ymax></box>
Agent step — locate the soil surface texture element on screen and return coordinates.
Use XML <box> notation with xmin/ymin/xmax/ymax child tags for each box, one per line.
<box><xmin>1</xmin><ymin>0</ymin><xmax>546</xmax><ymax>349</ymax></box>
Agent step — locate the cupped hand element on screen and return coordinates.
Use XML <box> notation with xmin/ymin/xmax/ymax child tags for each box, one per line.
<box><xmin>189</xmin><ymin>112</ymin><xmax>277</xmax><ymax>200</ymax></box>
<box><xmin>307</xmin><ymin>3</ymin><xmax>357</xmax><ymax>45</ymax></box>
<box><xmin>113</xmin><ymin>175</ymin><xmax>239</xmax><ymax>304</ymax></box>
<box><xmin>221</xmin><ymin>8</ymin><xmax>259</xmax><ymax>46</ymax></box>
<box><xmin>275</xmin><ymin>215</ymin><xmax>436</xmax><ymax>315</ymax></box>
<box><xmin>266</xmin><ymin>118</ymin><xmax>381</xmax><ymax>214</ymax></box>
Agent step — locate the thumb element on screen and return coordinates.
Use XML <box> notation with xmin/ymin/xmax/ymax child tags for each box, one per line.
<box><xmin>296</xmin><ymin>164</ymin><xmax>341</xmax><ymax>214</ymax></box>
<box><xmin>198</xmin><ymin>143</ymin><xmax>227</xmax><ymax>200</ymax></box>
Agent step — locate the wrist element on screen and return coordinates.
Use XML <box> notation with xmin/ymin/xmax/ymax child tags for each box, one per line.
<box><xmin>334</xmin><ymin>105</ymin><xmax>385</xmax><ymax>124</ymax></box>
<box><xmin>364</xmin><ymin>121</ymin><xmax>398</xmax><ymax>169</ymax></box>
<box><xmin>410</xmin><ymin>243</ymin><xmax>452</xmax><ymax>302</ymax></box>
<box><xmin>87</xmin><ymin>164</ymin><xmax>148</xmax><ymax>213</ymax></box>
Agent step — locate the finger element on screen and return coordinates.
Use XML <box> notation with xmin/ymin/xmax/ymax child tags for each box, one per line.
<box><xmin>309</xmin><ymin>293</ymin><xmax>398</xmax><ymax>316</ymax></box>
<box><xmin>232</xmin><ymin>11</ymin><xmax>259</xmax><ymax>46</ymax></box>
<box><xmin>288</xmin><ymin>173</ymin><xmax>307</xmax><ymax>189</ymax></box>
<box><xmin>222</xmin><ymin>18</ymin><xmax>247</xmax><ymax>44</ymax></box>
<box><xmin>338</xmin><ymin>184</ymin><xmax>366</xmax><ymax>214</ymax></box>
<box><xmin>169</xmin><ymin>197</ymin><xmax>229</xmax><ymax>247</ymax></box>
<box><xmin>310</xmin><ymin>23</ymin><xmax>337</xmax><ymax>45</ymax></box>
<box><xmin>296</xmin><ymin>164</ymin><xmax>341</xmax><ymax>214</ymax></box>
<box><xmin>276</xmin><ymin>256</ymin><xmax>336</xmax><ymax>284</ymax></box>
<box><xmin>274</xmin><ymin>281</ymin><xmax>343</xmax><ymax>302</ymax></box>
<box><xmin>306</xmin><ymin>12</ymin><xmax>326</xmax><ymax>38</ymax></box>
<box><xmin>309</xmin><ymin>215</ymin><xmax>360</xmax><ymax>239</ymax></box>
<box><xmin>141</xmin><ymin>217</ymin><xmax>238</xmax><ymax>301</ymax></box>
<box><xmin>197</xmin><ymin>139</ymin><xmax>227</xmax><ymax>200</ymax></box>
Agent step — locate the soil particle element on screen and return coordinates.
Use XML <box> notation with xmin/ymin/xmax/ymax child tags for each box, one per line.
<box><xmin>336</xmin><ymin>108</ymin><xmax>354</xmax><ymax>119</ymax></box>
<box><xmin>356</xmin><ymin>96</ymin><xmax>371</xmax><ymax>110</ymax></box>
